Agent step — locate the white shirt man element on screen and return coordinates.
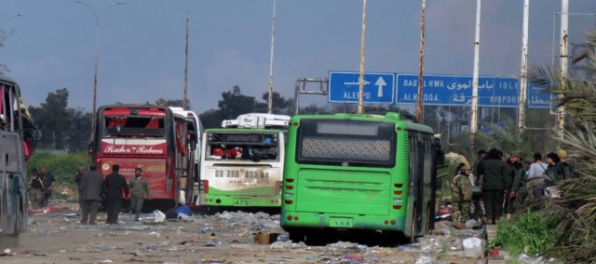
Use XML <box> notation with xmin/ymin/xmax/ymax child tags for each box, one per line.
<box><xmin>527</xmin><ymin>153</ymin><xmax>548</xmax><ymax>179</ymax></box>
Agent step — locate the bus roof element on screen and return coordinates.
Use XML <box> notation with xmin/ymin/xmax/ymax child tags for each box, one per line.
<box><xmin>221</xmin><ymin>113</ymin><xmax>290</xmax><ymax>129</ymax></box>
<box><xmin>99</xmin><ymin>104</ymin><xmax>170</xmax><ymax>116</ymax></box>
<box><xmin>292</xmin><ymin>112</ymin><xmax>434</xmax><ymax>134</ymax></box>
<box><xmin>0</xmin><ymin>74</ymin><xmax>17</xmax><ymax>84</ymax></box>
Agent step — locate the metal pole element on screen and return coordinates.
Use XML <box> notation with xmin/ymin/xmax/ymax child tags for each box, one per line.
<box><xmin>416</xmin><ymin>0</ymin><xmax>426</xmax><ymax>123</ymax></box>
<box><xmin>470</xmin><ymin>0</ymin><xmax>482</xmax><ymax>135</ymax></box>
<box><xmin>267</xmin><ymin>0</ymin><xmax>276</xmax><ymax>114</ymax></box>
<box><xmin>183</xmin><ymin>14</ymin><xmax>189</xmax><ymax>110</ymax></box>
<box><xmin>557</xmin><ymin>0</ymin><xmax>568</xmax><ymax>142</ymax></box>
<box><xmin>518</xmin><ymin>0</ymin><xmax>529</xmax><ymax>132</ymax></box>
<box><xmin>75</xmin><ymin>1</ymin><xmax>126</xmax><ymax>141</ymax></box>
<box><xmin>357</xmin><ymin>0</ymin><xmax>367</xmax><ymax>115</ymax></box>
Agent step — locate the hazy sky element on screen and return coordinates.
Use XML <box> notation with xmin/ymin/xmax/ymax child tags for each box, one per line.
<box><xmin>1</xmin><ymin>0</ymin><xmax>595</xmax><ymax>114</ymax></box>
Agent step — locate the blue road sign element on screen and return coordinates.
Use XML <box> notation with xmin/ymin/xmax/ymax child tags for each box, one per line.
<box><xmin>396</xmin><ymin>74</ymin><xmax>550</xmax><ymax>108</ymax></box>
<box><xmin>329</xmin><ymin>71</ymin><xmax>395</xmax><ymax>104</ymax></box>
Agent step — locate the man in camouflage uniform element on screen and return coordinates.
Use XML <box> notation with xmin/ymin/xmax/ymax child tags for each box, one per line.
<box><xmin>450</xmin><ymin>165</ymin><xmax>473</xmax><ymax>229</ymax></box>
<box><xmin>505</xmin><ymin>154</ymin><xmax>527</xmax><ymax>219</ymax></box>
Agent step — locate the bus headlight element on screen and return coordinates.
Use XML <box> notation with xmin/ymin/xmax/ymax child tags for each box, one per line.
<box><xmin>393</xmin><ymin>198</ymin><xmax>403</xmax><ymax>204</ymax></box>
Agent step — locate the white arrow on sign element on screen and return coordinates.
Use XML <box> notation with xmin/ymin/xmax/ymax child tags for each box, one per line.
<box><xmin>375</xmin><ymin>77</ymin><xmax>387</xmax><ymax>97</ymax></box>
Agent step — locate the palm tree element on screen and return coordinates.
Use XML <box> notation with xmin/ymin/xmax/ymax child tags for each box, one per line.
<box><xmin>529</xmin><ymin>30</ymin><xmax>596</xmax><ymax>263</ymax></box>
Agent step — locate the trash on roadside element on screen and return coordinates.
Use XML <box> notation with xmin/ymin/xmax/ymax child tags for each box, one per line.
<box><xmin>253</xmin><ymin>232</ymin><xmax>280</xmax><ymax>244</ymax></box>
<box><xmin>152</xmin><ymin>210</ymin><xmax>166</xmax><ymax>223</ymax></box>
<box><xmin>462</xmin><ymin>237</ymin><xmax>484</xmax><ymax>250</ymax></box>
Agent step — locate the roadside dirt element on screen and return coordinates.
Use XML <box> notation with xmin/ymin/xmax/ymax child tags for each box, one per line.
<box><xmin>1</xmin><ymin>200</ymin><xmax>485</xmax><ymax>264</ymax></box>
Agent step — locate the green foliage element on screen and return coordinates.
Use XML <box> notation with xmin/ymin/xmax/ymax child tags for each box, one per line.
<box><xmin>490</xmin><ymin>210</ymin><xmax>560</xmax><ymax>256</ymax></box>
<box><xmin>528</xmin><ymin>30</ymin><xmax>596</xmax><ymax>263</ymax></box>
<box><xmin>28</xmin><ymin>88</ymin><xmax>92</xmax><ymax>152</ymax></box>
<box><xmin>27</xmin><ymin>151</ymin><xmax>91</xmax><ymax>190</ymax></box>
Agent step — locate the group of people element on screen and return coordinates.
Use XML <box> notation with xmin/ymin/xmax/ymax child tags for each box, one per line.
<box><xmin>27</xmin><ymin>167</ymin><xmax>56</xmax><ymax>208</ymax></box>
<box><xmin>29</xmin><ymin>164</ymin><xmax>151</xmax><ymax>225</ymax></box>
<box><xmin>449</xmin><ymin>148</ymin><xmax>575</xmax><ymax>228</ymax></box>
<box><xmin>77</xmin><ymin>164</ymin><xmax>151</xmax><ymax>225</ymax></box>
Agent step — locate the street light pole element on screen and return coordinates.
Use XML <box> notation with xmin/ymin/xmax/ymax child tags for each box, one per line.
<box><xmin>75</xmin><ymin>1</ymin><xmax>126</xmax><ymax>141</ymax></box>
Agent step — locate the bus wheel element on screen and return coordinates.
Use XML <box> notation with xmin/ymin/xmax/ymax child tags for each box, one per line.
<box><xmin>0</xmin><ymin>233</ymin><xmax>20</xmax><ymax>248</ymax></box>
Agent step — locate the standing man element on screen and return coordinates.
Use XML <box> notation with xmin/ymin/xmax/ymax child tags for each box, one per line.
<box><xmin>79</xmin><ymin>164</ymin><xmax>104</xmax><ymax>225</ymax></box>
<box><xmin>506</xmin><ymin>153</ymin><xmax>527</xmax><ymax>219</ymax></box>
<box><xmin>477</xmin><ymin>148</ymin><xmax>508</xmax><ymax>225</ymax></box>
<box><xmin>40</xmin><ymin>167</ymin><xmax>56</xmax><ymax>207</ymax></box>
<box><xmin>527</xmin><ymin>153</ymin><xmax>548</xmax><ymax>199</ymax></box>
<box><xmin>75</xmin><ymin>166</ymin><xmax>85</xmax><ymax>213</ymax></box>
<box><xmin>28</xmin><ymin>168</ymin><xmax>45</xmax><ymax>209</ymax></box>
<box><xmin>471</xmin><ymin>149</ymin><xmax>487</xmax><ymax>220</ymax></box>
<box><xmin>129</xmin><ymin>168</ymin><xmax>151</xmax><ymax>221</ymax></box>
<box><xmin>101</xmin><ymin>164</ymin><xmax>129</xmax><ymax>225</ymax></box>
<box><xmin>449</xmin><ymin>165</ymin><xmax>473</xmax><ymax>229</ymax></box>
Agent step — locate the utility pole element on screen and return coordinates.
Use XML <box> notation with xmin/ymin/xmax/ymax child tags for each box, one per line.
<box><xmin>557</xmin><ymin>0</ymin><xmax>568</xmax><ymax>142</ymax></box>
<box><xmin>518</xmin><ymin>0</ymin><xmax>530</xmax><ymax>132</ymax></box>
<box><xmin>267</xmin><ymin>0</ymin><xmax>276</xmax><ymax>114</ymax></box>
<box><xmin>357</xmin><ymin>0</ymin><xmax>368</xmax><ymax>115</ymax></box>
<box><xmin>75</xmin><ymin>1</ymin><xmax>126</xmax><ymax>140</ymax></box>
<box><xmin>183</xmin><ymin>14</ymin><xmax>189</xmax><ymax>110</ymax></box>
<box><xmin>416</xmin><ymin>0</ymin><xmax>426</xmax><ymax>123</ymax></box>
<box><xmin>470</xmin><ymin>0</ymin><xmax>482</xmax><ymax>136</ymax></box>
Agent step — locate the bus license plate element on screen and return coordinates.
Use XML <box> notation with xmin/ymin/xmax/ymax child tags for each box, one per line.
<box><xmin>233</xmin><ymin>198</ymin><xmax>250</xmax><ymax>206</ymax></box>
<box><xmin>330</xmin><ymin>217</ymin><xmax>353</xmax><ymax>228</ymax></box>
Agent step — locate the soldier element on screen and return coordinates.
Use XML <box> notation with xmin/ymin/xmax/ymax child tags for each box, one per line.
<box><xmin>129</xmin><ymin>168</ymin><xmax>151</xmax><ymax>221</ymax></box>
<box><xmin>450</xmin><ymin>165</ymin><xmax>473</xmax><ymax>229</ymax></box>
<box><xmin>28</xmin><ymin>168</ymin><xmax>45</xmax><ymax>209</ymax></box>
<box><xmin>505</xmin><ymin>153</ymin><xmax>527</xmax><ymax>219</ymax></box>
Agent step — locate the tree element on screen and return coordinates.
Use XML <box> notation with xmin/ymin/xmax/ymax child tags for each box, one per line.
<box><xmin>28</xmin><ymin>88</ymin><xmax>91</xmax><ymax>151</ymax></box>
<box><xmin>527</xmin><ymin>30</ymin><xmax>596</xmax><ymax>263</ymax></box>
<box><xmin>256</xmin><ymin>91</ymin><xmax>294</xmax><ymax>115</ymax></box>
<box><xmin>217</xmin><ymin>85</ymin><xmax>257</xmax><ymax>120</ymax></box>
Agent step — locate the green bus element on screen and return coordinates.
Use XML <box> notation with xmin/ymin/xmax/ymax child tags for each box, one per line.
<box><xmin>280</xmin><ymin>112</ymin><xmax>440</xmax><ymax>243</ymax></box>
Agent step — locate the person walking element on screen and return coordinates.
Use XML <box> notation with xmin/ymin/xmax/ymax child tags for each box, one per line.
<box><xmin>449</xmin><ymin>165</ymin><xmax>473</xmax><ymax>229</ymax></box>
<box><xmin>75</xmin><ymin>166</ymin><xmax>85</xmax><ymax>213</ymax></box>
<box><xmin>129</xmin><ymin>168</ymin><xmax>151</xmax><ymax>221</ymax></box>
<box><xmin>505</xmin><ymin>153</ymin><xmax>527</xmax><ymax>219</ymax></box>
<box><xmin>28</xmin><ymin>168</ymin><xmax>45</xmax><ymax>209</ymax></box>
<box><xmin>79</xmin><ymin>164</ymin><xmax>104</xmax><ymax>225</ymax></box>
<box><xmin>101</xmin><ymin>164</ymin><xmax>129</xmax><ymax>225</ymax></box>
<box><xmin>40</xmin><ymin>167</ymin><xmax>56</xmax><ymax>207</ymax></box>
<box><xmin>477</xmin><ymin>148</ymin><xmax>508</xmax><ymax>225</ymax></box>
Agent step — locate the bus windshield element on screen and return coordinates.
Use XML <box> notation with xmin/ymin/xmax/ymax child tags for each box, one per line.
<box><xmin>296</xmin><ymin>119</ymin><xmax>396</xmax><ymax>167</ymax></box>
<box><xmin>103</xmin><ymin>115</ymin><xmax>165</xmax><ymax>138</ymax></box>
<box><xmin>206</xmin><ymin>131</ymin><xmax>280</xmax><ymax>162</ymax></box>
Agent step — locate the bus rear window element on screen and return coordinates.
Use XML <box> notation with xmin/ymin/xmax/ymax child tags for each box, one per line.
<box><xmin>296</xmin><ymin>119</ymin><xmax>396</xmax><ymax>167</ymax></box>
<box><xmin>206</xmin><ymin>132</ymin><xmax>280</xmax><ymax>162</ymax></box>
<box><xmin>103</xmin><ymin>116</ymin><xmax>165</xmax><ymax>138</ymax></box>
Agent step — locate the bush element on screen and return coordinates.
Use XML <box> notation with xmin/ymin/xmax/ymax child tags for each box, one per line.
<box><xmin>489</xmin><ymin>210</ymin><xmax>560</xmax><ymax>256</ymax></box>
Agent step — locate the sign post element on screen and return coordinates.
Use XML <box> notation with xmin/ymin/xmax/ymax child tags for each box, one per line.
<box><xmin>329</xmin><ymin>72</ymin><xmax>395</xmax><ymax>104</ymax></box>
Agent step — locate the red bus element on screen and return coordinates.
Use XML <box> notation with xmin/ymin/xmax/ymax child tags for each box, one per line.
<box><xmin>91</xmin><ymin>104</ymin><xmax>199</xmax><ymax>210</ymax></box>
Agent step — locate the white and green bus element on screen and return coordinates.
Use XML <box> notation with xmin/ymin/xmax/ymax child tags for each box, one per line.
<box><xmin>198</xmin><ymin>113</ymin><xmax>290</xmax><ymax>209</ymax></box>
